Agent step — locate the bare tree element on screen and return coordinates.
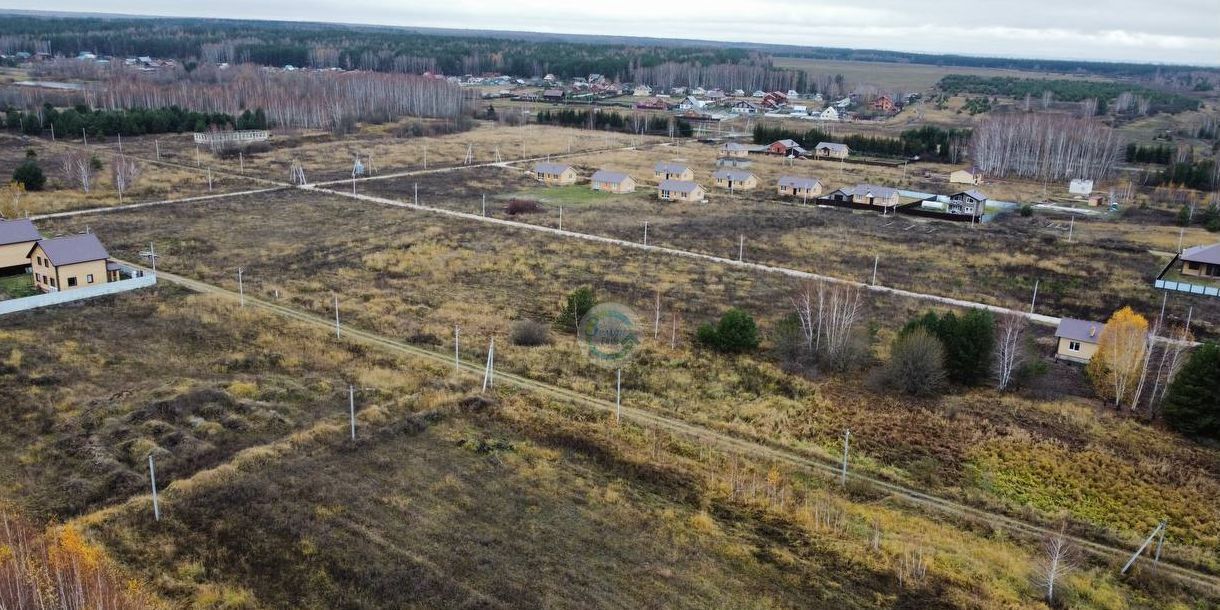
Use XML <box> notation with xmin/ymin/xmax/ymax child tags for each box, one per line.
<box><xmin>1033</xmin><ymin>527</ymin><xmax>1076</xmax><ymax>604</ymax></box>
<box><xmin>59</xmin><ymin>150</ymin><xmax>95</xmax><ymax>193</ymax></box>
<box><xmin>111</xmin><ymin>155</ymin><xmax>141</xmax><ymax>203</ymax></box>
<box><xmin>994</xmin><ymin>313</ymin><xmax>1027</xmax><ymax>391</ymax></box>
<box><xmin>792</xmin><ymin>280</ymin><xmax>864</xmax><ymax>371</ymax></box>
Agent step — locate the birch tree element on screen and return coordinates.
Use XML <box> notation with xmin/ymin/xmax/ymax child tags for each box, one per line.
<box><xmin>59</xmin><ymin>150</ymin><xmax>95</xmax><ymax>193</ymax></box>
<box><xmin>1033</xmin><ymin>527</ymin><xmax>1075</xmax><ymax>604</ymax></box>
<box><xmin>994</xmin><ymin>313</ymin><xmax>1027</xmax><ymax>391</ymax></box>
<box><xmin>1087</xmin><ymin>307</ymin><xmax>1149</xmax><ymax>409</ymax></box>
<box><xmin>792</xmin><ymin>280</ymin><xmax>864</xmax><ymax>371</ymax></box>
<box><xmin>111</xmin><ymin>155</ymin><xmax>141</xmax><ymax>203</ymax></box>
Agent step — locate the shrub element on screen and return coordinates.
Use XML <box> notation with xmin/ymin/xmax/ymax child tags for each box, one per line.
<box><xmin>504</xmin><ymin>199</ymin><xmax>543</xmax><ymax>215</ymax></box>
<box><xmin>12</xmin><ymin>160</ymin><xmax>45</xmax><ymax>191</ymax></box>
<box><xmin>1162</xmin><ymin>343</ymin><xmax>1220</xmax><ymax>439</ymax></box>
<box><xmin>697</xmin><ymin>308</ymin><xmax>760</xmax><ymax>354</ymax></box>
<box><xmin>510</xmin><ymin>319</ymin><xmax>551</xmax><ymax>346</ymax></box>
<box><xmin>1019</xmin><ymin>204</ymin><xmax>1034</xmax><ymax>217</ymax></box>
<box><xmin>883</xmin><ymin>328</ymin><xmax>946</xmax><ymax>396</ymax></box>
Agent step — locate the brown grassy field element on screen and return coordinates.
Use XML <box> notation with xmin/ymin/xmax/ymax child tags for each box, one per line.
<box><xmin>1</xmin><ymin>286</ymin><xmax>1212</xmax><ymax>608</ymax></box>
<box><xmin>0</xmin><ymin>135</ymin><xmax>258</xmax><ymax>215</ymax></box>
<box><xmin>32</xmin><ymin>189</ymin><xmax>1220</xmax><ymax>576</ymax></box>
<box><xmin>771</xmin><ymin>58</ymin><xmax>1115</xmax><ymax>91</ymax></box>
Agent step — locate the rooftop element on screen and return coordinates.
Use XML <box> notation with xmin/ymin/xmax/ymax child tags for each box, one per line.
<box><xmin>0</xmin><ymin>219</ymin><xmax>42</xmax><ymax>246</ymax></box>
<box><xmin>533</xmin><ymin>162</ymin><xmax>574</xmax><ymax>175</ymax></box>
<box><xmin>658</xmin><ymin>180</ymin><xmax>701</xmax><ymax>193</ymax></box>
<box><xmin>1055</xmin><ymin>318</ymin><xmax>1105</xmax><ymax>344</ymax></box>
<box><xmin>713</xmin><ymin>169</ymin><xmax>755</xmax><ymax>181</ymax></box>
<box><xmin>778</xmin><ymin>176</ymin><xmax>822</xmax><ymax>189</ymax></box>
<box><xmin>1181</xmin><ymin>243</ymin><xmax>1220</xmax><ymax>265</ymax></box>
<box><xmin>591</xmin><ymin>170</ymin><xmax>631</xmax><ymax>184</ymax></box>
<box><xmin>31</xmin><ymin>233</ymin><xmax>110</xmax><ymax>267</ymax></box>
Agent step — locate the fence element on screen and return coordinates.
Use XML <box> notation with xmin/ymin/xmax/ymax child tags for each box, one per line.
<box><xmin>0</xmin><ymin>267</ymin><xmax>157</xmax><ymax>316</ymax></box>
<box><xmin>192</xmin><ymin>130</ymin><xmax>270</xmax><ymax>145</ymax></box>
<box><xmin>1154</xmin><ymin>279</ymin><xmax>1220</xmax><ymax>298</ymax></box>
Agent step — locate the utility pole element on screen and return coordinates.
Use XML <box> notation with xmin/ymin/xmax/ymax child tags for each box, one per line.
<box><xmin>840</xmin><ymin>429</ymin><xmax>851</xmax><ymax>486</ymax></box>
<box><xmin>333</xmin><ymin>292</ymin><xmax>341</xmax><ymax>338</ymax></box>
<box><xmin>148</xmin><ymin>454</ymin><xmax>160</xmax><ymax>521</ymax></box>
<box><xmin>140</xmin><ymin>242</ymin><xmax>159</xmax><ymax>273</ymax></box>
<box><xmin>236</xmin><ymin>267</ymin><xmax>245</xmax><ymax>307</ymax></box>
<box><xmin>423</xmin><ymin>144</ymin><xmax>427</xmax><ymax>169</ymax></box>
<box><xmin>1154</xmin><ymin>521</ymin><xmax>1167</xmax><ymax>563</ymax></box>
<box><xmin>643</xmin><ymin>221</ymin><xmax>649</xmax><ymax>246</ymax></box>
<box><xmin>615</xmin><ymin>368</ymin><xmax>622</xmax><ymax>423</ymax></box>
<box><xmin>348</xmin><ymin>384</ymin><xmax>356</xmax><ymax>441</ymax></box>
<box><xmin>738</xmin><ymin>235</ymin><xmax>744</xmax><ymax>262</ymax></box>
<box><xmin>239</xmin><ymin>151</ymin><xmax>243</xmax><ymax>172</ymax></box>
<box><xmin>1067</xmin><ymin>216</ymin><xmax>1074</xmax><ymax>243</ymax></box>
<box><xmin>414</xmin><ymin>183</ymin><xmax>418</xmax><ymax>205</ymax></box>
<box><xmin>1030</xmin><ymin>279</ymin><xmax>1040</xmax><ymax>314</ymax></box>
<box><xmin>154</xmin><ymin>139</ymin><xmax>160</xmax><ymax>160</ymax></box>
<box><xmin>454</xmin><ymin>326</ymin><xmax>461</xmax><ymax>373</ymax></box>
<box><xmin>1122</xmin><ymin>521</ymin><xmax>1167</xmax><ymax>574</ymax></box>
<box><xmin>482</xmin><ymin>193</ymin><xmax>486</xmax><ymax>216</ymax></box>
<box><xmin>559</xmin><ymin>206</ymin><xmax>563</xmax><ymax>230</ymax></box>
<box><xmin>482</xmin><ymin>338</ymin><xmax>496</xmax><ymax>391</ymax></box>
<box><xmin>871</xmin><ymin>255</ymin><xmax>879</xmax><ymax>286</ymax></box>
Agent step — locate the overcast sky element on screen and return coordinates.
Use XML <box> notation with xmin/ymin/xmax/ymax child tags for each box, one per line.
<box><xmin>7</xmin><ymin>1</ymin><xmax>1220</xmax><ymax>66</ymax></box>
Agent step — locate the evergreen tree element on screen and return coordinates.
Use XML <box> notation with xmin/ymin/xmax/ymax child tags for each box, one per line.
<box><xmin>697</xmin><ymin>308</ymin><xmax>760</xmax><ymax>354</ymax></box>
<box><xmin>1162</xmin><ymin>343</ymin><xmax>1220</xmax><ymax>439</ymax></box>
<box><xmin>11</xmin><ymin>153</ymin><xmax>45</xmax><ymax>191</ymax></box>
<box><xmin>556</xmin><ymin>287</ymin><xmax>597</xmax><ymax>332</ymax></box>
<box><xmin>902</xmin><ymin>310</ymin><xmax>995</xmax><ymax>386</ymax></box>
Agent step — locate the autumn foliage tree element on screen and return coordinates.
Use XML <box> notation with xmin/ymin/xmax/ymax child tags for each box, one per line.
<box><xmin>1086</xmin><ymin>307</ymin><xmax>1149</xmax><ymax>409</ymax></box>
<box><xmin>0</xmin><ymin>508</ymin><xmax>160</xmax><ymax>609</ymax></box>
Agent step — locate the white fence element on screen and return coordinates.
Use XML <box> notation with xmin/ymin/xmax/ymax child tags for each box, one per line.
<box><xmin>0</xmin><ymin>268</ymin><xmax>157</xmax><ymax>316</ymax></box>
<box><xmin>192</xmin><ymin>130</ymin><xmax>270</xmax><ymax>145</ymax></box>
<box><xmin>1155</xmin><ymin>279</ymin><xmax>1220</xmax><ymax>298</ymax></box>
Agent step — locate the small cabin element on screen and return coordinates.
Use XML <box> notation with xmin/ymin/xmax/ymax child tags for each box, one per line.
<box><xmin>949</xmin><ymin>167</ymin><xmax>983</xmax><ymax>186</ymax></box>
<box><xmin>533</xmin><ymin>162</ymin><xmax>578</xmax><ymax>186</ymax></box>
<box><xmin>777</xmin><ymin>176</ymin><xmax>823</xmax><ymax>199</ymax></box>
<box><xmin>712</xmin><ymin>169</ymin><xmax>758</xmax><ymax>191</ymax></box>
<box><xmin>654</xmin><ymin>162</ymin><xmax>694</xmax><ymax>182</ymax></box>
<box><xmin>590</xmin><ymin>170</ymin><xmax>636</xmax><ymax>194</ymax></box>
<box><xmin>1179</xmin><ymin>243</ymin><xmax>1220</xmax><ymax>279</ymax></box>
<box><xmin>814</xmin><ymin>142</ymin><xmax>850</xmax><ymax>159</ymax></box>
<box><xmin>1054</xmin><ymin>318</ymin><xmax>1104</xmax><ymax>364</ymax></box>
<box><xmin>0</xmin><ymin>219</ymin><xmax>43</xmax><ymax>273</ymax></box>
<box><xmin>657</xmin><ymin>180</ymin><xmax>706</xmax><ymax>203</ymax></box>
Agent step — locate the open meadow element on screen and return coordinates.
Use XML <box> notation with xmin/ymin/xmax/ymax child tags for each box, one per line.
<box><xmin>32</xmin><ymin>188</ymin><xmax>1220</xmax><ymax>579</ymax></box>
<box><xmin>1</xmin><ymin>275</ymin><xmax>1215</xmax><ymax>608</ymax></box>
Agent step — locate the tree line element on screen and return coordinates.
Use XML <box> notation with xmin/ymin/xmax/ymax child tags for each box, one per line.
<box><xmin>937</xmin><ymin>75</ymin><xmax>1201</xmax><ymax>115</ymax></box>
<box><xmin>1151</xmin><ymin>159</ymin><xmax>1218</xmax><ymax>191</ymax></box>
<box><xmin>752</xmin><ymin>123</ymin><xmax>969</xmax><ymax>161</ymax></box>
<box><xmin>2</xmin><ymin>103</ymin><xmax>259</xmax><ymax>137</ymax></box>
<box><xmin>1125</xmin><ymin>143</ymin><xmax>1174</xmax><ymax>164</ymax></box>
<box><xmin>969</xmin><ymin>113</ymin><xmax>1123</xmax><ymax>181</ymax></box>
<box><xmin>534</xmin><ymin>108</ymin><xmax>693</xmax><ymax>137</ymax></box>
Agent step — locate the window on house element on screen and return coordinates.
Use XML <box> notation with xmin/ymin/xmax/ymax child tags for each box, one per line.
<box><xmin>86</xmin><ymin>274</ymin><xmax>94</xmax><ymax>284</ymax></box>
<box><xmin>67</xmin><ymin>277</ymin><xmax>77</xmax><ymax>287</ymax></box>
<box><xmin>1068</xmin><ymin>341</ymin><xmax>1081</xmax><ymax>352</ymax></box>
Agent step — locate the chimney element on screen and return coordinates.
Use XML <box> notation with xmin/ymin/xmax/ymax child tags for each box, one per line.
<box><xmin>1089</xmin><ymin>325</ymin><xmax>1097</xmax><ymax>338</ymax></box>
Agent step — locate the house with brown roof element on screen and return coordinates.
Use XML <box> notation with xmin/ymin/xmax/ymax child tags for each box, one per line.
<box><xmin>542</xmin><ymin>89</ymin><xmax>566</xmax><ymax>102</ymax></box>
<box><xmin>654</xmin><ymin>162</ymin><xmax>694</xmax><ymax>182</ymax></box>
<box><xmin>1179</xmin><ymin>243</ymin><xmax>1220</xmax><ymax>279</ymax></box>
<box><xmin>590</xmin><ymin>170</ymin><xmax>636</xmax><ymax>194</ymax></box>
<box><xmin>814</xmin><ymin>142</ymin><xmax>850</xmax><ymax>159</ymax></box>
<box><xmin>657</xmin><ymin>180</ymin><xmax>706</xmax><ymax>202</ymax></box>
<box><xmin>768</xmin><ymin>139</ymin><xmax>808</xmax><ymax>157</ymax></box>
<box><xmin>712</xmin><ymin>169</ymin><xmax>758</xmax><ymax>191</ymax></box>
<box><xmin>1054</xmin><ymin>318</ymin><xmax>1104</xmax><ymax>364</ymax></box>
<box><xmin>871</xmin><ymin>95</ymin><xmax>896</xmax><ymax>112</ymax></box>
<box><xmin>533</xmin><ymin>162</ymin><xmax>578</xmax><ymax>186</ymax></box>
<box><xmin>0</xmin><ymin>219</ymin><xmax>43</xmax><ymax>273</ymax></box>
<box><xmin>28</xmin><ymin>233</ymin><xmax>115</xmax><ymax>293</ymax></box>
<box><xmin>777</xmin><ymin>176</ymin><xmax>823</xmax><ymax>199</ymax></box>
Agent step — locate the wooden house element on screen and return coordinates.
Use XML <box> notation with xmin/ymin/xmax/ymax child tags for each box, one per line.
<box><xmin>590</xmin><ymin>170</ymin><xmax>636</xmax><ymax>194</ymax></box>
<box><xmin>0</xmin><ymin>219</ymin><xmax>43</xmax><ymax>273</ymax></box>
<box><xmin>654</xmin><ymin>162</ymin><xmax>694</xmax><ymax>182</ymax></box>
<box><xmin>657</xmin><ymin>180</ymin><xmax>706</xmax><ymax>202</ymax></box>
<box><xmin>777</xmin><ymin>176</ymin><xmax>823</xmax><ymax>198</ymax></box>
<box><xmin>814</xmin><ymin>142</ymin><xmax>850</xmax><ymax>159</ymax></box>
<box><xmin>712</xmin><ymin>169</ymin><xmax>758</xmax><ymax>191</ymax></box>
<box><xmin>1179</xmin><ymin>243</ymin><xmax>1220</xmax><ymax>279</ymax></box>
<box><xmin>827</xmin><ymin>184</ymin><xmax>900</xmax><ymax>208</ymax></box>
<box><xmin>28</xmin><ymin>233</ymin><xmax>114</xmax><ymax>293</ymax></box>
<box><xmin>533</xmin><ymin>162</ymin><xmax>578</xmax><ymax>186</ymax></box>
<box><xmin>1054</xmin><ymin>318</ymin><xmax>1104</xmax><ymax>364</ymax></box>
<box><xmin>948</xmin><ymin>190</ymin><xmax>988</xmax><ymax>217</ymax></box>
<box><xmin>949</xmin><ymin>167</ymin><xmax>984</xmax><ymax>186</ymax></box>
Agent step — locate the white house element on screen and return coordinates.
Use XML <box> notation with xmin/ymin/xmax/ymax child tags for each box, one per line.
<box><xmin>818</xmin><ymin>107</ymin><xmax>840</xmax><ymax>121</ymax></box>
<box><xmin>632</xmin><ymin>84</ymin><xmax>653</xmax><ymax>97</ymax></box>
<box><xmin>1069</xmin><ymin>179</ymin><xmax>1094</xmax><ymax>195</ymax></box>
<box><xmin>790</xmin><ymin>105</ymin><xmax>809</xmax><ymax>115</ymax></box>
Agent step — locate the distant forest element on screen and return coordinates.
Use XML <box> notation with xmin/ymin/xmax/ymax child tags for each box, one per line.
<box><xmin>936</xmin><ymin>75</ymin><xmax>1202</xmax><ymax>115</ymax></box>
<box><xmin>1</xmin><ymin>13</ymin><xmax>1215</xmax><ymax>88</ymax></box>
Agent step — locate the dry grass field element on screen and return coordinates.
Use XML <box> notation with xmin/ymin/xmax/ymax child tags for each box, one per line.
<box><xmin>0</xmin><ymin>136</ymin><xmax>258</xmax><ymax>215</ymax></box>
<box><xmin>1</xmin><ymin>285</ymin><xmax>1213</xmax><ymax>608</ymax></box>
<box><xmin>32</xmin><ymin>189</ymin><xmax>1220</xmax><ymax>577</ymax></box>
<box><xmin>770</xmin><ymin>58</ymin><xmax>1114</xmax><ymax>91</ymax></box>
